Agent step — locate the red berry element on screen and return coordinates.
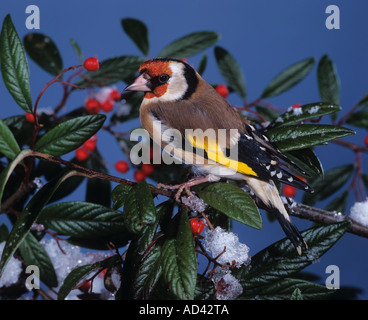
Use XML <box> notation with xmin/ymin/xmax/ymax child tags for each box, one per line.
<box><xmin>83</xmin><ymin>139</ymin><xmax>97</xmax><ymax>152</ymax></box>
<box><xmin>283</xmin><ymin>185</ymin><xmax>296</xmax><ymax>198</ymax></box>
<box><xmin>364</xmin><ymin>135</ymin><xmax>368</xmax><ymax>146</ymax></box>
<box><xmin>85</xmin><ymin>99</ymin><xmax>100</xmax><ymax>114</ymax></box>
<box><xmin>84</xmin><ymin>57</ymin><xmax>99</xmax><ymax>71</ymax></box>
<box><xmin>141</xmin><ymin>163</ymin><xmax>154</xmax><ymax>176</ymax></box>
<box><xmin>115</xmin><ymin>160</ymin><xmax>129</xmax><ymax>173</ymax></box>
<box><xmin>134</xmin><ymin>170</ymin><xmax>146</xmax><ymax>182</ymax></box>
<box><xmin>109</xmin><ymin>89</ymin><xmax>121</xmax><ymax>101</ymax></box>
<box><xmin>75</xmin><ymin>147</ymin><xmax>89</xmax><ymax>162</ymax></box>
<box><xmin>101</xmin><ymin>99</ymin><xmax>114</xmax><ymax>112</ymax></box>
<box><xmin>291</xmin><ymin>103</ymin><xmax>302</xmax><ymax>109</ymax></box>
<box><xmin>216</xmin><ymin>84</ymin><xmax>229</xmax><ymax>99</ymax></box>
<box><xmin>25</xmin><ymin>112</ymin><xmax>35</xmax><ymax>123</ymax></box>
<box><xmin>78</xmin><ymin>280</ymin><xmax>91</xmax><ymax>293</ymax></box>
<box><xmin>90</xmin><ymin>134</ymin><xmax>98</xmax><ymax>141</ymax></box>
<box><xmin>190</xmin><ymin>218</ymin><xmax>205</xmax><ymax>235</ymax></box>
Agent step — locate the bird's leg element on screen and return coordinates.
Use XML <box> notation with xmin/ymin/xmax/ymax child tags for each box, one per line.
<box><xmin>157</xmin><ymin>176</ymin><xmax>210</xmax><ymax>202</ymax></box>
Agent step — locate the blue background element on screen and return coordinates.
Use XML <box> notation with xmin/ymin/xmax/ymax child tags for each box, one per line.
<box><xmin>1</xmin><ymin>0</ymin><xmax>367</xmax><ymax>299</ymax></box>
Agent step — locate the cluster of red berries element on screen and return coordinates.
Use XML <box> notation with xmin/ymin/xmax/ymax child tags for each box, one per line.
<box><xmin>115</xmin><ymin>160</ymin><xmax>155</xmax><ymax>182</ymax></box>
<box><xmin>85</xmin><ymin>87</ymin><xmax>121</xmax><ymax>114</ymax></box>
<box><xmin>75</xmin><ymin>134</ymin><xmax>98</xmax><ymax>162</ymax></box>
<box><xmin>83</xmin><ymin>57</ymin><xmax>121</xmax><ymax>114</ymax></box>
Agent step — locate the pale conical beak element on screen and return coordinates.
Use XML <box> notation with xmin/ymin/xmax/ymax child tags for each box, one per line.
<box><xmin>125</xmin><ymin>73</ymin><xmax>151</xmax><ymax>92</ymax></box>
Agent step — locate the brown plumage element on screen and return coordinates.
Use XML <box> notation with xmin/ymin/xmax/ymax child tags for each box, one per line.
<box><xmin>126</xmin><ymin>58</ymin><xmax>312</xmax><ymax>255</ymax></box>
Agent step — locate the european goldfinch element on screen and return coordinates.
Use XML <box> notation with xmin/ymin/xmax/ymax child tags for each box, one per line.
<box><xmin>125</xmin><ymin>58</ymin><xmax>312</xmax><ymax>254</ymax></box>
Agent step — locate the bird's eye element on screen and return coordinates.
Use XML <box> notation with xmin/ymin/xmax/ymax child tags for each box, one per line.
<box><xmin>158</xmin><ymin>74</ymin><xmax>169</xmax><ymax>84</ymax></box>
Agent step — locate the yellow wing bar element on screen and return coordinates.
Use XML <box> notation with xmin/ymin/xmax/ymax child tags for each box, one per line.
<box><xmin>187</xmin><ymin>133</ymin><xmax>258</xmax><ymax>177</ymax></box>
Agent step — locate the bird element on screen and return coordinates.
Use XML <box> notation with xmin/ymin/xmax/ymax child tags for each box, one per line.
<box><xmin>125</xmin><ymin>57</ymin><xmax>313</xmax><ymax>255</ymax></box>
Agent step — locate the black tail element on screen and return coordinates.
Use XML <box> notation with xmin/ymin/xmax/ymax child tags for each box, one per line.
<box><xmin>269</xmin><ymin>206</ymin><xmax>308</xmax><ymax>255</ymax></box>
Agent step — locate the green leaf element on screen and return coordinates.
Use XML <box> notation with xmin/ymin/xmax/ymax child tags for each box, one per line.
<box><xmin>214</xmin><ymin>46</ymin><xmax>246</xmax><ymax>99</ymax></box>
<box><xmin>0</xmin><ymin>170</ymin><xmax>78</xmax><ymax>276</ymax></box>
<box><xmin>284</xmin><ymin>148</ymin><xmax>323</xmax><ymax>178</ymax></box>
<box><xmin>112</xmin><ymin>184</ymin><xmax>133</xmax><ymax>210</ymax></box>
<box><xmin>240</xmin><ymin>278</ymin><xmax>331</xmax><ymax>300</ymax></box>
<box><xmin>85</xmin><ymin>150</ymin><xmax>111</xmax><ymax>207</ymax></box>
<box><xmin>197</xmin><ymin>53</ymin><xmax>207</xmax><ymax>75</ymax></box>
<box><xmin>74</xmin><ymin>55</ymin><xmax>145</xmax><ymax>88</ymax></box>
<box><xmin>234</xmin><ymin>221</ymin><xmax>350</xmax><ymax>294</ymax></box>
<box><xmin>317</xmin><ymin>55</ymin><xmax>340</xmax><ymax>105</ymax></box>
<box><xmin>290</xmin><ymin>287</ymin><xmax>303</xmax><ymax>300</ymax></box>
<box><xmin>357</xmin><ymin>94</ymin><xmax>368</xmax><ymax>108</ymax></box>
<box><xmin>121</xmin><ymin>18</ymin><xmax>149</xmax><ymax>56</ymax></box>
<box><xmin>197</xmin><ymin>182</ymin><xmax>262</xmax><ymax>230</ymax></box>
<box><xmin>0</xmin><ymin>223</ymin><xmax>9</xmax><ymax>243</ymax></box>
<box><xmin>58</xmin><ymin>255</ymin><xmax>120</xmax><ymax>300</ymax></box>
<box><xmin>118</xmin><ymin>202</ymin><xmax>167</xmax><ymax>299</ymax></box>
<box><xmin>0</xmin><ymin>149</ymin><xmax>33</xmax><ymax>205</ymax></box>
<box><xmin>18</xmin><ymin>232</ymin><xmax>58</xmax><ymax>288</ymax></box>
<box><xmin>34</xmin><ymin>114</ymin><xmax>106</xmax><ymax>157</ymax></box>
<box><xmin>158</xmin><ymin>31</ymin><xmax>220</xmax><ymax>60</ymax></box>
<box><xmin>0</xmin><ymin>118</ymin><xmax>21</xmax><ymax>160</ymax></box>
<box><xmin>266</xmin><ymin>124</ymin><xmax>355</xmax><ymax>152</ymax></box>
<box><xmin>363</xmin><ymin>174</ymin><xmax>368</xmax><ymax>193</ymax></box>
<box><xmin>324</xmin><ymin>190</ymin><xmax>349</xmax><ymax>214</ymax></box>
<box><xmin>23</xmin><ymin>33</ymin><xmax>63</xmax><ymax>76</ymax></box>
<box><xmin>123</xmin><ymin>181</ymin><xmax>156</xmax><ymax>234</ymax></box>
<box><xmin>303</xmin><ymin>164</ymin><xmax>354</xmax><ymax>206</ymax></box>
<box><xmin>261</xmin><ymin>57</ymin><xmax>315</xmax><ymax>99</ymax></box>
<box><xmin>0</xmin><ymin>14</ymin><xmax>33</xmax><ymax>113</ymax></box>
<box><xmin>39</xmin><ymin>201</ymin><xmax>125</xmax><ymax>238</ymax></box>
<box><xmin>161</xmin><ymin>208</ymin><xmax>197</xmax><ymax>300</ymax></box>
<box><xmin>69</xmin><ymin>38</ymin><xmax>83</xmax><ymax>63</ymax></box>
<box><xmin>268</xmin><ymin>102</ymin><xmax>341</xmax><ymax>129</ymax></box>
<box><xmin>346</xmin><ymin>108</ymin><xmax>368</xmax><ymax>129</ymax></box>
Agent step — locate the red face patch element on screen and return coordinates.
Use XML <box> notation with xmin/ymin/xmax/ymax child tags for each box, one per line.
<box><xmin>138</xmin><ymin>60</ymin><xmax>172</xmax><ymax>99</ymax></box>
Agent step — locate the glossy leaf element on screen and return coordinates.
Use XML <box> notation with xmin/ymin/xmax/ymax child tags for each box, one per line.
<box><xmin>303</xmin><ymin>164</ymin><xmax>354</xmax><ymax>206</ymax></box>
<box><xmin>122</xmin><ymin>18</ymin><xmax>149</xmax><ymax>56</ymax></box>
<box><xmin>0</xmin><ymin>118</ymin><xmax>21</xmax><ymax>160</ymax></box>
<box><xmin>158</xmin><ymin>31</ymin><xmax>220</xmax><ymax>59</ymax></box>
<box><xmin>284</xmin><ymin>148</ymin><xmax>323</xmax><ymax>177</ymax></box>
<box><xmin>0</xmin><ymin>170</ymin><xmax>78</xmax><ymax>276</ymax></box>
<box><xmin>324</xmin><ymin>190</ymin><xmax>349</xmax><ymax>214</ymax></box>
<box><xmin>58</xmin><ymin>255</ymin><xmax>120</xmax><ymax>300</ymax></box>
<box><xmin>214</xmin><ymin>46</ymin><xmax>246</xmax><ymax>98</ymax></box>
<box><xmin>69</xmin><ymin>38</ymin><xmax>83</xmax><ymax>63</ymax></box>
<box><xmin>357</xmin><ymin>94</ymin><xmax>368</xmax><ymax>108</ymax></box>
<box><xmin>234</xmin><ymin>221</ymin><xmax>350</xmax><ymax>292</ymax></box>
<box><xmin>34</xmin><ymin>114</ymin><xmax>106</xmax><ymax>157</ymax></box>
<box><xmin>23</xmin><ymin>33</ymin><xmax>63</xmax><ymax>76</ymax></box>
<box><xmin>123</xmin><ymin>181</ymin><xmax>156</xmax><ymax>234</ymax></box>
<box><xmin>0</xmin><ymin>149</ymin><xmax>33</xmax><ymax>205</ymax></box>
<box><xmin>39</xmin><ymin>201</ymin><xmax>125</xmax><ymax>238</ymax></box>
<box><xmin>86</xmin><ymin>150</ymin><xmax>111</xmax><ymax>207</ymax></box>
<box><xmin>197</xmin><ymin>53</ymin><xmax>207</xmax><ymax>75</ymax></box>
<box><xmin>18</xmin><ymin>232</ymin><xmax>58</xmax><ymax>288</ymax></box>
<box><xmin>346</xmin><ymin>108</ymin><xmax>368</xmax><ymax>129</ymax></box>
<box><xmin>266</xmin><ymin>124</ymin><xmax>355</xmax><ymax>152</ymax></box>
<box><xmin>196</xmin><ymin>182</ymin><xmax>262</xmax><ymax>230</ymax></box>
<box><xmin>317</xmin><ymin>55</ymin><xmax>340</xmax><ymax>105</ymax></box>
<box><xmin>261</xmin><ymin>57</ymin><xmax>315</xmax><ymax>99</ymax></box>
<box><xmin>74</xmin><ymin>55</ymin><xmax>145</xmax><ymax>88</ymax></box>
<box><xmin>120</xmin><ymin>202</ymin><xmax>169</xmax><ymax>299</ymax></box>
<box><xmin>161</xmin><ymin>208</ymin><xmax>197</xmax><ymax>300</ymax></box>
<box><xmin>111</xmin><ymin>184</ymin><xmax>132</xmax><ymax>210</ymax></box>
<box><xmin>268</xmin><ymin>102</ymin><xmax>341</xmax><ymax>129</ymax></box>
<box><xmin>239</xmin><ymin>278</ymin><xmax>331</xmax><ymax>300</ymax></box>
<box><xmin>0</xmin><ymin>14</ymin><xmax>33</xmax><ymax>113</ymax></box>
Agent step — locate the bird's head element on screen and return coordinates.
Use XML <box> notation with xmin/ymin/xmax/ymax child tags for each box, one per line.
<box><xmin>125</xmin><ymin>58</ymin><xmax>199</xmax><ymax>101</ymax></box>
